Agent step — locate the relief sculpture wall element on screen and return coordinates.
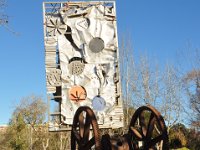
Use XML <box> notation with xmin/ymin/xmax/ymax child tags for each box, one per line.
<box><xmin>43</xmin><ymin>1</ymin><xmax>123</xmax><ymax>129</ymax></box>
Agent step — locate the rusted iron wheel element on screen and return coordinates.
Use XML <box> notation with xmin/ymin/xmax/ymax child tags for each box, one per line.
<box><xmin>71</xmin><ymin>106</ymin><xmax>102</xmax><ymax>150</ymax></box>
<box><xmin>128</xmin><ymin>105</ymin><xmax>169</xmax><ymax>150</ymax></box>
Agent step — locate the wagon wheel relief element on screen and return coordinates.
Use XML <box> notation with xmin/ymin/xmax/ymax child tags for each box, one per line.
<box><xmin>128</xmin><ymin>105</ymin><xmax>169</xmax><ymax>150</ymax></box>
<box><xmin>46</xmin><ymin>17</ymin><xmax>67</xmax><ymax>36</ymax></box>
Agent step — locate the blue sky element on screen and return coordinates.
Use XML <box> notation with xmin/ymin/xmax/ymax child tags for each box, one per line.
<box><xmin>0</xmin><ymin>0</ymin><xmax>200</xmax><ymax>124</ymax></box>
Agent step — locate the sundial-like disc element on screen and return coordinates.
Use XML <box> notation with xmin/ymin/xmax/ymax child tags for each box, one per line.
<box><xmin>68</xmin><ymin>57</ymin><xmax>85</xmax><ymax>75</ymax></box>
<box><xmin>69</xmin><ymin>86</ymin><xmax>87</xmax><ymax>102</ymax></box>
<box><xmin>92</xmin><ymin>96</ymin><xmax>106</xmax><ymax>111</ymax></box>
<box><xmin>89</xmin><ymin>37</ymin><xmax>104</xmax><ymax>53</ymax></box>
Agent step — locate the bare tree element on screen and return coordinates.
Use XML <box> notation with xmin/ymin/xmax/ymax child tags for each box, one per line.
<box><xmin>119</xmin><ymin>38</ymin><xmax>183</xmax><ymax>132</ymax></box>
<box><xmin>0</xmin><ymin>0</ymin><xmax>19</xmax><ymax>35</ymax></box>
<box><xmin>179</xmin><ymin>46</ymin><xmax>200</xmax><ymax>129</ymax></box>
<box><xmin>184</xmin><ymin>69</ymin><xmax>200</xmax><ymax>129</ymax></box>
<box><xmin>129</xmin><ymin>57</ymin><xmax>182</xmax><ymax>132</ymax></box>
<box><xmin>0</xmin><ymin>0</ymin><xmax>6</xmax><ymax>7</ymax></box>
<box><xmin>131</xmin><ymin>55</ymin><xmax>160</xmax><ymax>106</ymax></box>
<box><xmin>0</xmin><ymin>0</ymin><xmax>8</xmax><ymax>25</ymax></box>
<box><xmin>119</xmin><ymin>36</ymin><xmax>135</xmax><ymax>127</ymax></box>
<box><xmin>160</xmin><ymin>64</ymin><xmax>183</xmax><ymax>132</ymax></box>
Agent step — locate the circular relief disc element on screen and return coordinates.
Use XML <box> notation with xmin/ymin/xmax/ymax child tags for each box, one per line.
<box><xmin>92</xmin><ymin>96</ymin><xmax>106</xmax><ymax>111</ymax></box>
<box><xmin>69</xmin><ymin>86</ymin><xmax>87</xmax><ymax>102</ymax></box>
<box><xmin>89</xmin><ymin>37</ymin><xmax>104</xmax><ymax>53</ymax></box>
<box><xmin>46</xmin><ymin>18</ymin><xmax>67</xmax><ymax>36</ymax></box>
<box><xmin>47</xmin><ymin>69</ymin><xmax>61</xmax><ymax>86</ymax></box>
<box><xmin>68</xmin><ymin>57</ymin><xmax>85</xmax><ymax>75</ymax></box>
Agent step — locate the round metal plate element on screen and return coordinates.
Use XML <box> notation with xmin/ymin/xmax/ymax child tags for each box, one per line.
<box><xmin>69</xmin><ymin>86</ymin><xmax>87</xmax><ymax>102</ymax></box>
<box><xmin>89</xmin><ymin>37</ymin><xmax>104</xmax><ymax>53</ymax></box>
<box><xmin>92</xmin><ymin>96</ymin><xmax>106</xmax><ymax>111</ymax></box>
<box><xmin>68</xmin><ymin>57</ymin><xmax>85</xmax><ymax>75</ymax></box>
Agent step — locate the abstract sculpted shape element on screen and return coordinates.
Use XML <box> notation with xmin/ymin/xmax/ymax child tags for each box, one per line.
<box><xmin>95</xmin><ymin>64</ymin><xmax>109</xmax><ymax>88</ymax></box>
<box><xmin>75</xmin><ymin>18</ymin><xmax>89</xmax><ymax>31</ymax></box>
<box><xmin>46</xmin><ymin>18</ymin><xmax>67</xmax><ymax>36</ymax></box>
<box><xmin>47</xmin><ymin>69</ymin><xmax>62</xmax><ymax>86</ymax></box>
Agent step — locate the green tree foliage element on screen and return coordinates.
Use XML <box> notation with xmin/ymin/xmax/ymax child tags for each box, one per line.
<box><xmin>1</xmin><ymin>95</ymin><xmax>47</xmax><ymax>150</ymax></box>
<box><xmin>7</xmin><ymin>113</ymin><xmax>29</xmax><ymax>150</ymax></box>
<box><xmin>168</xmin><ymin>123</ymin><xmax>200</xmax><ymax>149</ymax></box>
<box><xmin>186</xmin><ymin>129</ymin><xmax>200</xmax><ymax>150</ymax></box>
<box><xmin>0</xmin><ymin>95</ymin><xmax>72</xmax><ymax>150</ymax></box>
<box><xmin>123</xmin><ymin>106</ymin><xmax>135</xmax><ymax>128</ymax></box>
<box><xmin>14</xmin><ymin>95</ymin><xmax>47</xmax><ymax>126</ymax></box>
<box><xmin>169</xmin><ymin>123</ymin><xmax>187</xmax><ymax>149</ymax></box>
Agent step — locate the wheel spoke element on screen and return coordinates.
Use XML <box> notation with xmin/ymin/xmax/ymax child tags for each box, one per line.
<box><xmin>139</xmin><ymin>112</ymin><xmax>147</xmax><ymax>137</ymax></box>
<box><xmin>146</xmin><ymin>112</ymin><xmax>156</xmax><ymax>139</ymax></box>
<box><xmin>50</xmin><ymin>19</ymin><xmax>55</xmax><ymax>26</ymax></box>
<box><xmin>56</xmin><ymin>18</ymin><xmax>58</xmax><ymax>26</ymax></box>
<box><xmin>79</xmin><ymin>113</ymin><xmax>84</xmax><ymax>138</ymax></box>
<box><xmin>59</xmin><ymin>25</ymin><xmax>66</xmax><ymax>30</ymax></box>
<box><xmin>83</xmin><ymin>113</ymin><xmax>91</xmax><ymax>141</ymax></box>
<box><xmin>72</xmin><ymin>129</ymin><xmax>82</xmax><ymax>146</ymax></box>
<box><xmin>155</xmin><ymin>114</ymin><xmax>163</xmax><ymax>131</ymax></box>
<box><xmin>47</xmin><ymin>28</ymin><xmax>55</xmax><ymax>33</ymax></box>
<box><xmin>46</xmin><ymin>24</ymin><xmax>55</xmax><ymax>28</ymax></box>
<box><xmin>149</xmin><ymin>134</ymin><xmax>163</xmax><ymax>147</ymax></box>
<box><xmin>130</xmin><ymin>127</ymin><xmax>143</xmax><ymax>140</ymax></box>
<box><xmin>83</xmin><ymin>137</ymin><xmax>95</xmax><ymax>150</ymax></box>
<box><xmin>57</xmin><ymin>29</ymin><xmax>62</xmax><ymax>34</ymax></box>
<box><xmin>53</xmin><ymin>29</ymin><xmax>57</xmax><ymax>36</ymax></box>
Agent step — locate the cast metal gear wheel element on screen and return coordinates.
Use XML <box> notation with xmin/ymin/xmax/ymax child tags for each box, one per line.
<box><xmin>71</xmin><ymin>106</ymin><xmax>102</xmax><ymax>150</ymax></box>
<box><xmin>128</xmin><ymin>105</ymin><xmax>169</xmax><ymax>150</ymax></box>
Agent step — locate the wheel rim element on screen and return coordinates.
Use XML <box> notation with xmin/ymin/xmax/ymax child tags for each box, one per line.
<box><xmin>128</xmin><ymin>105</ymin><xmax>169</xmax><ymax>150</ymax></box>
